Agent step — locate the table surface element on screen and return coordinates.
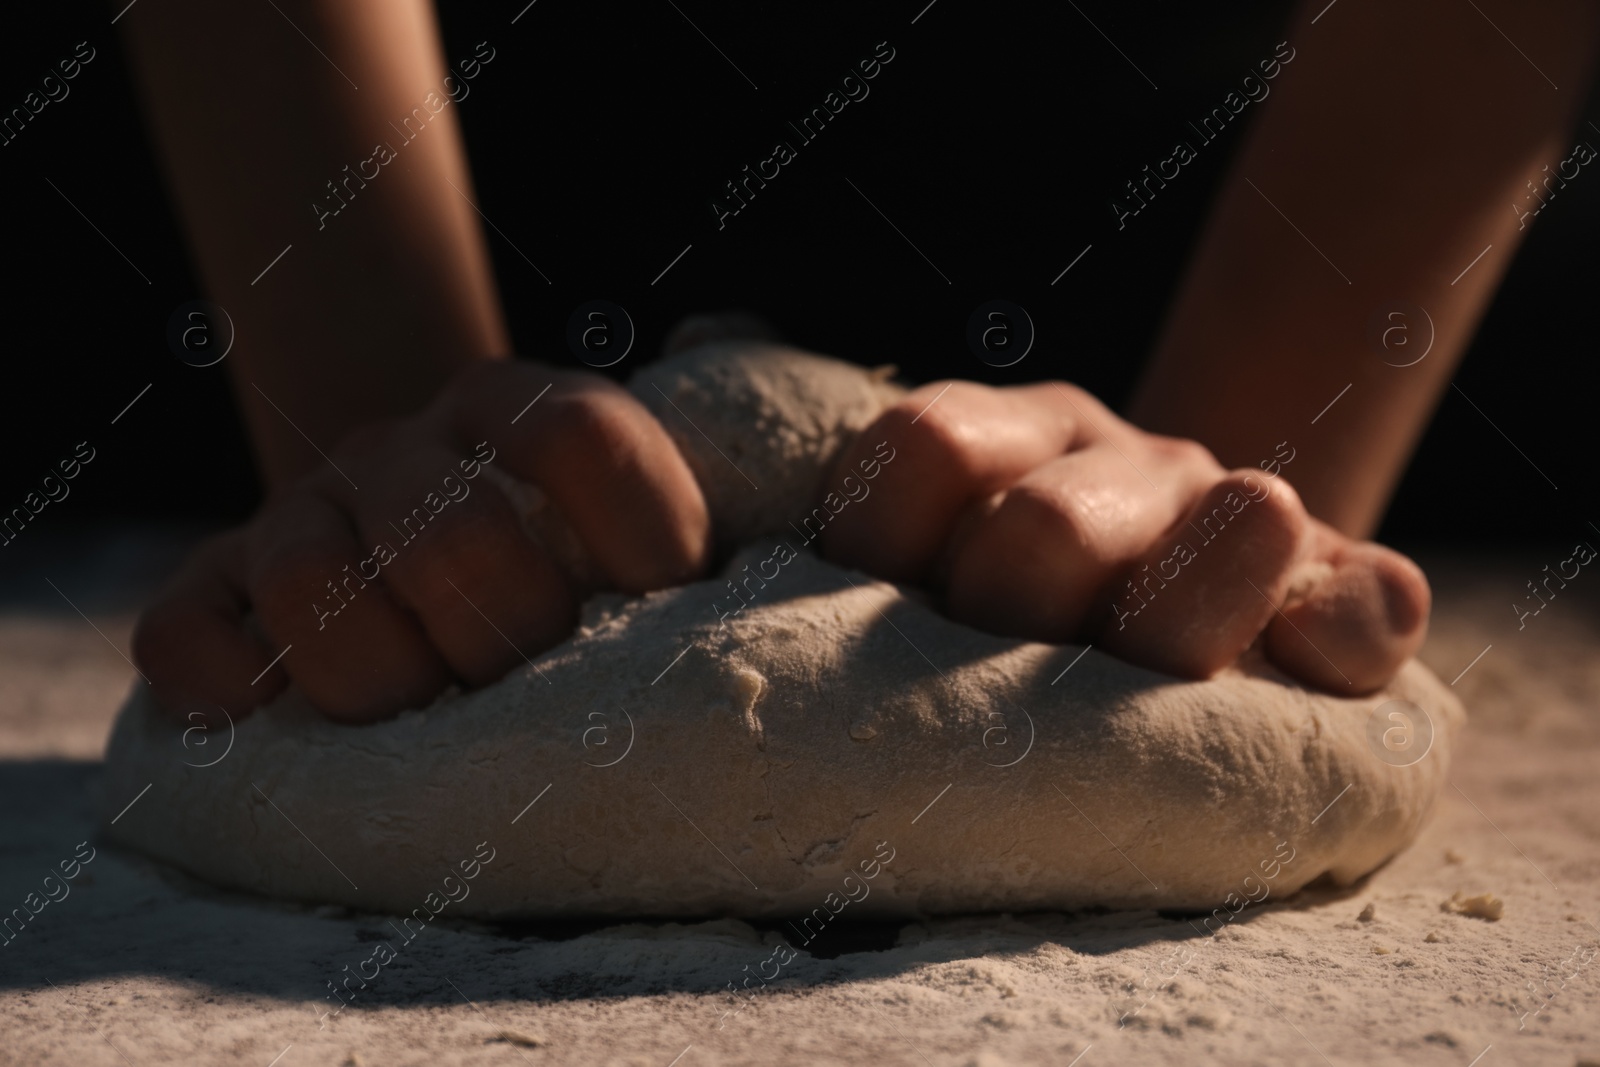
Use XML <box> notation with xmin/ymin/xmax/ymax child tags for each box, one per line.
<box><xmin>1</xmin><ymin>534</ymin><xmax>1596</xmax><ymax>1067</ymax></box>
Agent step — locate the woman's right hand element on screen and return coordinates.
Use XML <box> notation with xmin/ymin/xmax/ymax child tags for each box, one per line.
<box><xmin>133</xmin><ymin>360</ymin><xmax>711</xmax><ymax>723</ymax></box>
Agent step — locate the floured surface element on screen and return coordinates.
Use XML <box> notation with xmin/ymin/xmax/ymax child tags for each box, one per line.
<box><xmin>2</xmin><ymin>545</ymin><xmax>1596</xmax><ymax>1066</ymax></box>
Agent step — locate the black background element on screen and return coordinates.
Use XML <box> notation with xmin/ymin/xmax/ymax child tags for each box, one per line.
<box><xmin>0</xmin><ymin>0</ymin><xmax>1595</xmax><ymax>560</ymax></box>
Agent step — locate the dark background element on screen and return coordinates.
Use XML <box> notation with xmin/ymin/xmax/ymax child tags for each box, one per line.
<box><xmin>1</xmin><ymin>0</ymin><xmax>1595</xmax><ymax>565</ymax></box>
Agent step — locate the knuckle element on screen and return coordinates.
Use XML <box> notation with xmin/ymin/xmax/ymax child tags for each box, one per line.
<box><xmin>1158</xmin><ymin>435</ymin><xmax>1219</xmax><ymax>471</ymax></box>
<box><xmin>1236</xmin><ymin>467</ymin><xmax>1303</xmax><ymax>517</ymax></box>
<box><xmin>1036</xmin><ymin>379</ymin><xmax>1110</xmax><ymax>424</ymax></box>
<box><xmin>996</xmin><ymin>480</ymin><xmax>1093</xmax><ymax>553</ymax></box>
<box><xmin>873</xmin><ymin>383</ymin><xmax>988</xmax><ymax>481</ymax></box>
<box><xmin>536</xmin><ymin>386</ymin><xmax>641</xmax><ymax>453</ymax></box>
<box><xmin>1196</xmin><ymin>469</ymin><xmax>1308</xmax><ymax>549</ymax></box>
<box><xmin>1042</xmin><ymin>379</ymin><xmax>1091</xmax><ymax>405</ymax></box>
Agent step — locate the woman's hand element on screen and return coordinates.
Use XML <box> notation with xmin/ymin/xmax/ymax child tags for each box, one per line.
<box><xmin>822</xmin><ymin>380</ymin><xmax>1430</xmax><ymax>694</ymax></box>
<box><xmin>133</xmin><ymin>361</ymin><xmax>711</xmax><ymax>723</ymax></box>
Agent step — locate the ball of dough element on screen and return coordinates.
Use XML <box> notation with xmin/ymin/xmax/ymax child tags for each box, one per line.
<box><xmin>100</xmin><ymin>343</ymin><xmax>1463</xmax><ymax>919</ymax></box>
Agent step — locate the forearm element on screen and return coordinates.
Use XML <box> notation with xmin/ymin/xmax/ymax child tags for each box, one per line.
<box><xmin>122</xmin><ymin>0</ymin><xmax>509</xmax><ymax>488</ymax></box>
<box><xmin>1131</xmin><ymin>0</ymin><xmax>1598</xmax><ymax>537</ymax></box>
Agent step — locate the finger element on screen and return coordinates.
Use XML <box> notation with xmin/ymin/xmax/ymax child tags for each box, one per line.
<box><xmin>247</xmin><ymin>493</ymin><xmax>453</xmax><ymax>722</ymax></box>
<box><xmin>132</xmin><ymin>530</ymin><xmax>285</xmax><ymax>720</ymax></box>
<box><xmin>442</xmin><ymin>362</ymin><xmax>710</xmax><ymax>592</ymax></box>
<box><xmin>334</xmin><ymin>439</ymin><xmax>577</xmax><ymax>686</ymax></box>
<box><xmin>944</xmin><ymin>437</ymin><xmax>1223</xmax><ymax>640</ymax></box>
<box><xmin>1098</xmin><ymin>471</ymin><xmax>1309</xmax><ymax>679</ymax></box>
<box><xmin>820</xmin><ymin>381</ymin><xmax>1104</xmax><ymax>582</ymax></box>
<box><xmin>1266</xmin><ymin>529</ymin><xmax>1431</xmax><ymax>693</ymax></box>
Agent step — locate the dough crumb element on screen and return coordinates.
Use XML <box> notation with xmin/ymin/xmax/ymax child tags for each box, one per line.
<box><xmin>490</xmin><ymin>1029</ymin><xmax>546</xmax><ymax>1048</ymax></box>
<box><xmin>1372</xmin><ymin>945</ymin><xmax>1394</xmax><ymax>955</ymax></box>
<box><xmin>1424</xmin><ymin>931</ymin><xmax>1443</xmax><ymax>943</ymax></box>
<box><xmin>1358</xmin><ymin>903</ymin><xmax>1376</xmax><ymax>922</ymax></box>
<box><xmin>1443</xmin><ymin>848</ymin><xmax>1466</xmax><ymax>864</ymax></box>
<box><xmin>849</xmin><ymin>721</ymin><xmax>878</xmax><ymax>740</ymax></box>
<box><xmin>1441</xmin><ymin>891</ymin><xmax>1503</xmax><ymax>921</ymax></box>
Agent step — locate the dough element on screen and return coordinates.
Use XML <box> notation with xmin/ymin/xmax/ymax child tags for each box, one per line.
<box><xmin>101</xmin><ymin>341</ymin><xmax>1464</xmax><ymax>918</ymax></box>
<box><xmin>630</xmin><ymin>338</ymin><xmax>905</xmax><ymax>548</ymax></box>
